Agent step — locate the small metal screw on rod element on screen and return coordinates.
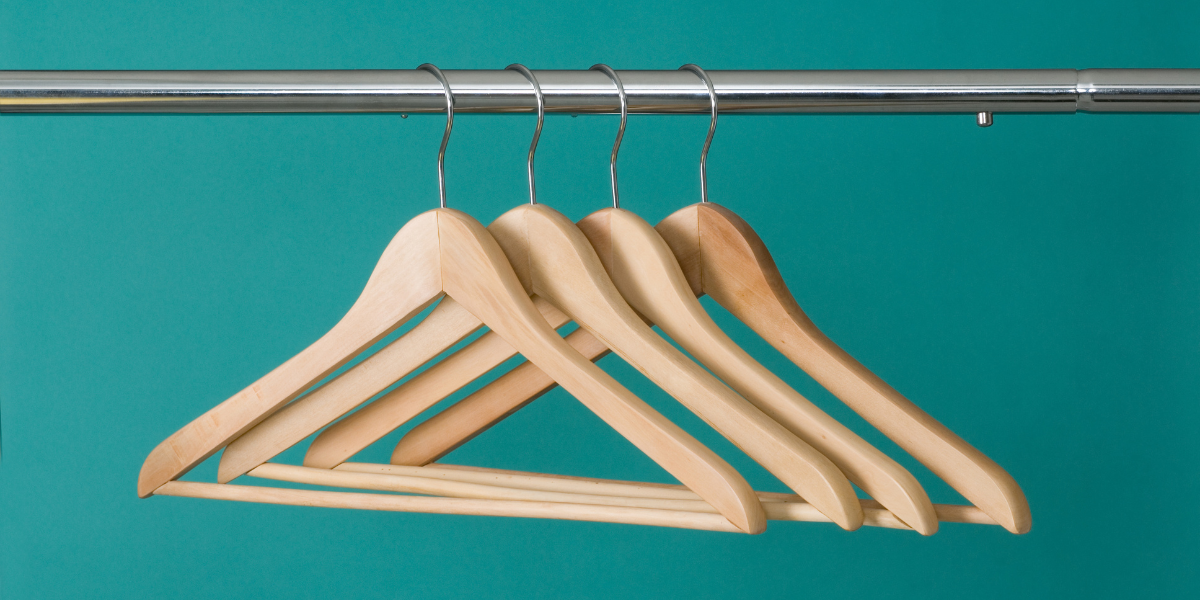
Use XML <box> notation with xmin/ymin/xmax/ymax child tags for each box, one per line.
<box><xmin>977</xmin><ymin>112</ymin><xmax>993</xmax><ymax>127</ymax></box>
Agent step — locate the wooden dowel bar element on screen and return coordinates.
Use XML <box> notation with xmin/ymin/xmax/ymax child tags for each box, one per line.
<box><xmin>252</xmin><ymin>463</ymin><xmax>722</xmax><ymax>512</ymax></box>
<box><xmin>339</xmin><ymin>462</ymin><xmax>703</xmax><ymax>500</ymax></box>
<box><xmin>154</xmin><ymin>481</ymin><xmax>743</xmax><ymax>532</ymax></box>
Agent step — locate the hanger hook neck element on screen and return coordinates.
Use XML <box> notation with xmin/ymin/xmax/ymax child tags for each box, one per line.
<box><xmin>590</xmin><ymin>65</ymin><xmax>627</xmax><ymax>210</ymax></box>
<box><xmin>679</xmin><ymin>64</ymin><xmax>717</xmax><ymax>204</ymax></box>
<box><xmin>506</xmin><ymin>64</ymin><xmax>544</xmax><ymax>206</ymax></box>
<box><xmin>418</xmin><ymin>64</ymin><xmax>453</xmax><ymax>209</ymax></box>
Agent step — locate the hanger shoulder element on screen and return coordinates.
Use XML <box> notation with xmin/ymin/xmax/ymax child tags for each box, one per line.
<box><xmin>137</xmin><ymin>210</ymin><xmax>444</xmax><ymax>498</ymax></box>
<box><xmin>216</xmin><ymin>296</ymin><xmax>482</xmax><ymax>482</ymax></box>
<box><xmin>681</xmin><ymin>202</ymin><xmax>1031</xmax><ymax>534</ymax></box>
<box><xmin>564</xmin><ymin>207</ymin><xmax>862</xmax><ymax>531</ymax></box>
<box><xmin>303</xmin><ymin>297</ymin><xmax>569</xmax><ymax>469</ymax></box>
<box><xmin>434</xmin><ymin>208</ymin><xmax>766</xmax><ymax>534</ymax></box>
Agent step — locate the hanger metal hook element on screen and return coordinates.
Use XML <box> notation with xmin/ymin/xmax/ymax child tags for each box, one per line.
<box><xmin>418</xmin><ymin>64</ymin><xmax>454</xmax><ymax>209</ymax></box>
<box><xmin>506</xmin><ymin>64</ymin><xmax>544</xmax><ymax>206</ymax></box>
<box><xmin>679</xmin><ymin>64</ymin><xmax>717</xmax><ymax>204</ymax></box>
<box><xmin>590</xmin><ymin>64</ymin><xmax>627</xmax><ymax>209</ymax></box>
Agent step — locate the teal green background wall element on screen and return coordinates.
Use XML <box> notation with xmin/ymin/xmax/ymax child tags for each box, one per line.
<box><xmin>2</xmin><ymin>1</ymin><xmax>1198</xmax><ymax>598</ymax></box>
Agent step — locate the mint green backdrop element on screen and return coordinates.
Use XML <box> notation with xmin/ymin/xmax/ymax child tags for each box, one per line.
<box><xmin>2</xmin><ymin>1</ymin><xmax>1197</xmax><ymax>598</ymax></box>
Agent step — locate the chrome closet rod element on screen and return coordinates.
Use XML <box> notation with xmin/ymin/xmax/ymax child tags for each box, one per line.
<box><xmin>2</xmin><ymin>69</ymin><xmax>1199</xmax><ymax>114</ymax></box>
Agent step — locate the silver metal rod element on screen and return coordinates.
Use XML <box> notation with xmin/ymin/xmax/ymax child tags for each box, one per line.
<box><xmin>2</xmin><ymin>69</ymin><xmax>1199</xmax><ymax>114</ymax></box>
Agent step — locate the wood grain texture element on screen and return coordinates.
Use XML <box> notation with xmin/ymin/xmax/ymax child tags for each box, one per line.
<box><xmin>433</xmin><ymin>209</ymin><xmax>765</xmax><ymax>533</ymax></box>
<box><xmin>154</xmin><ymin>481</ymin><xmax>742</xmax><ymax>532</ymax></box>
<box><xmin>302</xmin><ymin>297</ymin><xmax>571</xmax><ymax>469</ymax></box>
<box><xmin>137</xmin><ymin>210</ymin><xmax>445</xmax><ymax>498</ymax></box>
<box><xmin>486</xmin><ymin>205</ymin><xmax>860</xmax><ymax>531</ymax></box>
<box><xmin>217</xmin><ymin>297</ymin><xmax>483</xmax><ymax>482</ymax></box>
<box><xmin>579</xmin><ymin>208</ymin><xmax>937</xmax><ymax>535</ymax></box>
<box><xmin>390</xmin><ymin>326</ymin><xmax>612</xmax><ymax>465</ymax></box>
<box><xmin>656</xmin><ymin>202</ymin><xmax>1031</xmax><ymax>535</ymax></box>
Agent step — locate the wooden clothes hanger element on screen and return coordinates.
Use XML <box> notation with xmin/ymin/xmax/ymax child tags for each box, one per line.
<box><xmin>342</xmin><ymin>66</ymin><xmax>1029</xmax><ymax>533</ymax></box>
<box><xmin>139</xmin><ymin>65</ymin><xmax>766</xmax><ymax>533</ymax></box>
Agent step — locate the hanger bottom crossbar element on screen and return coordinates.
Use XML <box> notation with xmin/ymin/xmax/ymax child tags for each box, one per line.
<box><xmin>153</xmin><ymin>463</ymin><xmax>996</xmax><ymax>532</ymax></box>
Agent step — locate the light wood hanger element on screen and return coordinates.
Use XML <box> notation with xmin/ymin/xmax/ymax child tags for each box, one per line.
<box><xmin>140</xmin><ymin>65</ymin><xmax>765</xmax><ymax>533</ymax></box>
